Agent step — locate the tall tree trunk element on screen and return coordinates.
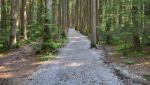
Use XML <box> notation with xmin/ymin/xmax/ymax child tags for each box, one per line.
<box><xmin>10</xmin><ymin>0</ymin><xmax>19</xmax><ymax>48</ymax></box>
<box><xmin>62</xmin><ymin>0</ymin><xmax>67</xmax><ymax>34</ymax></box>
<box><xmin>91</xmin><ymin>0</ymin><xmax>97</xmax><ymax>47</ymax></box>
<box><xmin>20</xmin><ymin>0</ymin><xmax>27</xmax><ymax>40</ymax></box>
<box><xmin>132</xmin><ymin>5</ymin><xmax>141</xmax><ymax>51</ymax></box>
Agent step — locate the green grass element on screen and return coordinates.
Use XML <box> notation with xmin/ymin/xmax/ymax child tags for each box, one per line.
<box><xmin>123</xmin><ymin>60</ymin><xmax>136</xmax><ymax>65</ymax></box>
<box><xmin>130</xmin><ymin>51</ymin><xmax>148</xmax><ymax>56</ymax></box>
<box><xmin>17</xmin><ymin>39</ymin><xmax>32</xmax><ymax>47</ymax></box>
<box><xmin>37</xmin><ymin>52</ymin><xmax>55</xmax><ymax>61</ymax></box>
<box><xmin>143</xmin><ymin>74</ymin><xmax>150</xmax><ymax>80</ymax></box>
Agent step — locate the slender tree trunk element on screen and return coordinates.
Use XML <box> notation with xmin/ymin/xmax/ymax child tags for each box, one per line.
<box><xmin>91</xmin><ymin>0</ymin><xmax>97</xmax><ymax>47</ymax></box>
<box><xmin>20</xmin><ymin>0</ymin><xmax>27</xmax><ymax>40</ymax></box>
<box><xmin>62</xmin><ymin>0</ymin><xmax>67</xmax><ymax>34</ymax></box>
<box><xmin>10</xmin><ymin>0</ymin><xmax>19</xmax><ymax>48</ymax></box>
<box><xmin>132</xmin><ymin>5</ymin><xmax>141</xmax><ymax>51</ymax></box>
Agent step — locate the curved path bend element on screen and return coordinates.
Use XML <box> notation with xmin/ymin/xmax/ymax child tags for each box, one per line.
<box><xmin>22</xmin><ymin>29</ymin><xmax>124</xmax><ymax>85</ymax></box>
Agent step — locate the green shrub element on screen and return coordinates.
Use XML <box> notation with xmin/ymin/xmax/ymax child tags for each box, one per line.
<box><xmin>32</xmin><ymin>44</ymin><xmax>42</xmax><ymax>53</ymax></box>
<box><xmin>116</xmin><ymin>43</ymin><xmax>131</xmax><ymax>56</ymax></box>
<box><xmin>42</xmin><ymin>25</ymin><xmax>67</xmax><ymax>53</ymax></box>
<box><xmin>123</xmin><ymin>60</ymin><xmax>136</xmax><ymax>65</ymax></box>
<box><xmin>143</xmin><ymin>74</ymin><xmax>150</xmax><ymax>80</ymax></box>
<box><xmin>17</xmin><ymin>39</ymin><xmax>32</xmax><ymax>47</ymax></box>
<box><xmin>37</xmin><ymin>53</ymin><xmax>55</xmax><ymax>61</ymax></box>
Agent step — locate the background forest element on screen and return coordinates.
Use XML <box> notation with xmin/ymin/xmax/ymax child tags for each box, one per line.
<box><xmin>0</xmin><ymin>0</ymin><xmax>150</xmax><ymax>55</ymax></box>
<box><xmin>71</xmin><ymin>0</ymin><xmax>150</xmax><ymax>56</ymax></box>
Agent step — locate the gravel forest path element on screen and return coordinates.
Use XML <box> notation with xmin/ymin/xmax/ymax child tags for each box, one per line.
<box><xmin>22</xmin><ymin>29</ymin><xmax>124</xmax><ymax>85</ymax></box>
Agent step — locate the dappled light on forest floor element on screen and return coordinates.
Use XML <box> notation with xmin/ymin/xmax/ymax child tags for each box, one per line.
<box><xmin>0</xmin><ymin>73</ymin><xmax>14</xmax><ymax>79</ymax></box>
<box><xmin>0</xmin><ymin>66</ymin><xmax>14</xmax><ymax>78</ymax></box>
<box><xmin>0</xmin><ymin>59</ymin><xmax>41</xmax><ymax>79</ymax></box>
<box><xmin>0</xmin><ymin>45</ymin><xmax>52</xmax><ymax>85</ymax></box>
<box><xmin>136</xmin><ymin>62</ymin><xmax>150</xmax><ymax>66</ymax></box>
<box><xmin>0</xmin><ymin>54</ymin><xmax>4</xmax><ymax>58</ymax></box>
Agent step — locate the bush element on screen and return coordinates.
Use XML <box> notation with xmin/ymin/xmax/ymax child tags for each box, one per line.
<box><xmin>42</xmin><ymin>25</ymin><xmax>67</xmax><ymax>53</ymax></box>
<box><xmin>116</xmin><ymin>43</ymin><xmax>131</xmax><ymax>56</ymax></box>
<box><xmin>144</xmin><ymin>74</ymin><xmax>150</xmax><ymax>80</ymax></box>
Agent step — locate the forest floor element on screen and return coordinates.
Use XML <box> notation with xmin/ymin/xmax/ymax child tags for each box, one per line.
<box><xmin>0</xmin><ymin>44</ymin><xmax>46</xmax><ymax>85</ymax></box>
<box><xmin>103</xmin><ymin>45</ymin><xmax>150</xmax><ymax>84</ymax></box>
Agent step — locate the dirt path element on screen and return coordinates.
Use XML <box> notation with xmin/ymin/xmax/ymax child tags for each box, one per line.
<box><xmin>22</xmin><ymin>29</ymin><xmax>124</xmax><ymax>85</ymax></box>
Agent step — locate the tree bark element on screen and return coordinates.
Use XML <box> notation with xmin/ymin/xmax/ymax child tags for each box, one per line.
<box><xmin>91</xmin><ymin>0</ymin><xmax>97</xmax><ymax>47</ymax></box>
<box><xmin>20</xmin><ymin>0</ymin><xmax>27</xmax><ymax>40</ymax></box>
<box><xmin>10</xmin><ymin>0</ymin><xmax>19</xmax><ymax>48</ymax></box>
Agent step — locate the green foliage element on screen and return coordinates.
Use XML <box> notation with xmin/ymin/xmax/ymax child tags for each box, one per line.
<box><xmin>142</xmin><ymin>36</ymin><xmax>150</xmax><ymax>46</ymax></box>
<box><xmin>129</xmin><ymin>51</ymin><xmax>148</xmax><ymax>57</ymax></box>
<box><xmin>99</xmin><ymin>0</ymin><xmax>149</xmax><ymax>55</ymax></box>
<box><xmin>37</xmin><ymin>52</ymin><xmax>55</xmax><ymax>61</ymax></box>
<box><xmin>42</xmin><ymin>39</ymin><xmax>60</xmax><ymax>53</ymax></box>
<box><xmin>42</xmin><ymin>25</ymin><xmax>67</xmax><ymax>53</ymax></box>
<box><xmin>27</xmin><ymin>24</ymin><xmax>43</xmax><ymax>41</ymax></box>
<box><xmin>32</xmin><ymin>44</ymin><xmax>42</xmax><ymax>53</ymax></box>
<box><xmin>143</xmin><ymin>74</ymin><xmax>150</xmax><ymax>80</ymax></box>
<box><xmin>116</xmin><ymin>43</ymin><xmax>131</xmax><ymax>56</ymax></box>
<box><xmin>17</xmin><ymin>40</ymin><xmax>32</xmax><ymax>47</ymax></box>
<box><xmin>0</xmin><ymin>29</ymin><xmax>10</xmax><ymax>51</ymax></box>
<box><xmin>123</xmin><ymin>60</ymin><xmax>136</xmax><ymax>65</ymax></box>
<box><xmin>36</xmin><ymin>24</ymin><xmax>67</xmax><ymax>61</ymax></box>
